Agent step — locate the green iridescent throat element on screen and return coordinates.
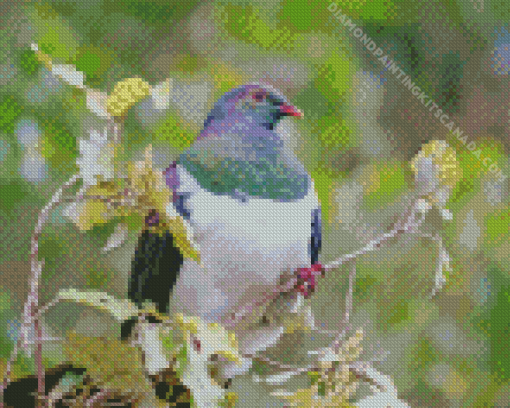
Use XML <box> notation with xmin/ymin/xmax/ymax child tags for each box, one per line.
<box><xmin>180</xmin><ymin>152</ymin><xmax>309</xmax><ymax>201</ymax></box>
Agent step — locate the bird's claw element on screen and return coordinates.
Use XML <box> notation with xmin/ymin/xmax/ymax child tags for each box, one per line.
<box><xmin>296</xmin><ymin>263</ymin><xmax>324</xmax><ymax>298</ymax></box>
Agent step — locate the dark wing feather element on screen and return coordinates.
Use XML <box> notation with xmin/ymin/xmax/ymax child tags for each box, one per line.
<box><xmin>310</xmin><ymin>207</ymin><xmax>322</xmax><ymax>265</ymax></box>
<box><xmin>122</xmin><ymin>165</ymin><xmax>188</xmax><ymax>340</ymax></box>
<box><xmin>128</xmin><ymin>229</ymin><xmax>183</xmax><ymax>315</ymax></box>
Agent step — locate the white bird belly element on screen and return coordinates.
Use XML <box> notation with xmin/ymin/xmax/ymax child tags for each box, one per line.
<box><xmin>170</xmin><ymin>167</ymin><xmax>318</xmax><ymax>325</ymax></box>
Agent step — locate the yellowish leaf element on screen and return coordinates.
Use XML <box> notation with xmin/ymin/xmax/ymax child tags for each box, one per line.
<box><xmin>76</xmin><ymin>199</ymin><xmax>110</xmax><ymax>231</ymax></box>
<box><xmin>107</xmin><ymin>77</ymin><xmax>151</xmax><ymax>117</ymax></box>
<box><xmin>63</xmin><ymin>331</ymin><xmax>152</xmax><ymax>397</ymax></box>
<box><xmin>56</xmin><ymin>289</ymin><xmax>139</xmax><ymax>322</ymax></box>
<box><xmin>161</xmin><ymin>216</ymin><xmax>201</xmax><ymax>263</ymax></box>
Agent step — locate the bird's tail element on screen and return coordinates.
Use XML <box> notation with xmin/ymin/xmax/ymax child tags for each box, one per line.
<box><xmin>121</xmin><ymin>229</ymin><xmax>183</xmax><ymax>341</ymax></box>
<box><xmin>129</xmin><ymin>229</ymin><xmax>183</xmax><ymax>315</ymax></box>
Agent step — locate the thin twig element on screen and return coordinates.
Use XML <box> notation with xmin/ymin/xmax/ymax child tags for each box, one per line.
<box><xmin>25</xmin><ymin>175</ymin><xmax>80</xmax><ymax>336</ymax></box>
<box><xmin>33</xmin><ymin>296</ymin><xmax>64</xmax><ymax>322</ymax></box>
<box><xmin>109</xmin><ymin>120</ymin><xmax>122</xmax><ymax>145</ymax></box>
<box><xmin>348</xmin><ymin>361</ymin><xmax>387</xmax><ymax>393</ymax></box>
<box><xmin>230</xmin><ymin>200</ymin><xmax>426</xmax><ymax>378</ymax></box>
<box><xmin>34</xmin><ymin>319</ymin><xmax>44</xmax><ymax>407</ymax></box>
<box><xmin>250</xmin><ymin>354</ymin><xmax>314</xmax><ymax>375</ymax></box>
<box><xmin>225</xmin><ymin>200</ymin><xmax>423</xmax><ymax>330</ymax></box>
<box><xmin>333</xmin><ymin>260</ymin><xmax>356</xmax><ymax>353</ymax></box>
<box><xmin>413</xmin><ymin>232</ymin><xmax>448</xmax><ymax>299</ymax></box>
<box><xmin>324</xmin><ymin>203</ymin><xmax>421</xmax><ymax>272</ymax></box>
<box><xmin>1</xmin><ymin>175</ymin><xmax>80</xmax><ymax>407</ymax></box>
<box><xmin>85</xmin><ymin>390</ymin><xmax>109</xmax><ymax>407</ymax></box>
<box><xmin>240</xmin><ymin>263</ymin><xmax>357</xmax><ymax>383</ymax></box>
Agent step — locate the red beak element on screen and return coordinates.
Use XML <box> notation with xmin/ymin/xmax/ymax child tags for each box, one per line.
<box><xmin>280</xmin><ymin>103</ymin><xmax>303</xmax><ymax>117</ymax></box>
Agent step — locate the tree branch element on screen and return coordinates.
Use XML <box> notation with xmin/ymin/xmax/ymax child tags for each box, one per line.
<box><xmin>229</xmin><ymin>199</ymin><xmax>428</xmax><ymax>381</ymax></box>
<box><xmin>1</xmin><ymin>175</ymin><xmax>80</xmax><ymax>407</ymax></box>
<box><xmin>224</xmin><ymin>199</ymin><xmax>424</xmax><ymax>330</ymax></box>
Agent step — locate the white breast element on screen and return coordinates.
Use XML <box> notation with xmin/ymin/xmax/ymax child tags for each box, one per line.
<box><xmin>170</xmin><ymin>166</ymin><xmax>319</xmax><ymax>323</ymax></box>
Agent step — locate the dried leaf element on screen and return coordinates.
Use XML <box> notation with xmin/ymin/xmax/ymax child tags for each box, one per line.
<box><xmin>52</xmin><ymin>64</ymin><xmax>85</xmax><ymax>89</ymax></box>
<box><xmin>161</xmin><ymin>314</ymin><xmax>245</xmax><ymax>406</ymax></box>
<box><xmin>75</xmin><ymin>199</ymin><xmax>110</xmax><ymax>231</ymax></box>
<box><xmin>63</xmin><ymin>331</ymin><xmax>152</xmax><ymax>398</ymax></box>
<box><xmin>272</xmin><ymin>329</ymin><xmax>364</xmax><ymax>407</ymax></box>
<box><xmin>56</xmin><ymin>289</ymin><xmax>139</xmax><ymax>322</ymax></box>
<box><xmin>107</xmin><ymin>77</ymin><xmax>151</xmax><ymax>117</ymax></box>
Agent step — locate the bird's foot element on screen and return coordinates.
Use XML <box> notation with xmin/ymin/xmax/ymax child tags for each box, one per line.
<box><xmin>296</xmin><ymin>263</ymin><xmax>324</xmax><ymax>298</ymax></box>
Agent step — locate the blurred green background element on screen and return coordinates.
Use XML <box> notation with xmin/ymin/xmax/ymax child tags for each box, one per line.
<box><xmin>0</xmin><ymin>0</ymin><xmax>509</xmax><ymax>406</ymax></box>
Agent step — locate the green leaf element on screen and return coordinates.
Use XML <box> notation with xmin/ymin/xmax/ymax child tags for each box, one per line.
<box><xmin>488</xmin><ymin>284</ymin><xmax>510</xmax><ymax>383</ymax></box>
<box><xmin>358</xmin><ymin>0</ymin><xmax>397</xmax><ymax>21</ymax></box>
<box><xmin>55</xmin><ymin>289</ymin><xmax>139</xmax><ymax>322</ymax></box>
<box><xmin>174</xmin><ymin>342</ymin><xmax>188</xmax><ymax>379</ymax></box>
<box><xmin>449</xmin><ymin>177</ymin><xmax>475</xmax><ymax>204</ymax></box>
<box><xmin>307</xmin><ymin>370</ymin><xmax>320</xmax><ymax>385</ymax></box>
<box><xmin>44</xmin><ymin>0</ymin><xmax>77</xmax><ymax>17</ymax></box>
<box><xmin>86</xmin><ymin>267</ymin><xmax>108</xmax><ymax>290</ymax></box>
<box><xmin>451</xmin><ymin>138</ymin><xmax>506</xmax><ymax>182</ymax></box>
<box><xmin>123</xmin><ymin>213</ymin><xmax>145</xmax><ymax>232</ymax></box>
<box><xmin>67</xmin><ymin>44</ymin><xmax>114</xmax><ymax>87</ymax></box>
<box><xmin>220</xmin><ymin>4</ymin><xmax>295</xmax><ymax>51</ymax></box>
<box><xmin>10</xmin><ymin>354</ymin><xmax>36</xmax><ymax>379</ymax></box>
<box><xmin>64</xmin><ymin>331</ymin><xmax>152</xmax><ymax>395</ymax></box>
<box><xmin>488</xmin><ymin>1</ymin><xmax>510</xmax><ymax>24</ymax></box>
<box><xmin>161</xmin><ymin>330</ymin><xmax>175</xmax><ymax>354</ymax></box>
<box><xmin>292</xmin><ymin>85</ymin><xmax>334</xmax><ymax>119</ymax></box>
<box><xmin>485</xmin><ymin>208</ymin><xmax>510</xmax><ymax>247</ymax></box>
<box><xmin>160</xmin><ymin>323</ymin><xmax>185</xmax><ymax>358</ymax></box>
<box><xmin>174</xmin><ymin>54</ymin><xmax>204</xmax><ymax>73</ymax></box>
<box><xmin>221</xmin><ymin>4</ymin><xmax>257</xmax><ymax>43</ymax></box>
<box><xmin>0</xmin><ymin>96</ymin><xmax>23</xmax><ymax>134</ymax></box>
<box><xmin>470</xmin><ymin>377</ymin><xmax>505</xmax><ymax>408</ymax></box>
<box><xmin>0</xmin><ymin>333</ymin><xmax>14</xmax><ymax>359</ymax></box>
<box><xmin>314</xmin><ymin>115</ymin><xmax>352</xmax><ymax>149</ymax></box>
<box><xmin>19</xmin><ymin>49</ymin><xmax>40</xmax><ymax>77</ymax></box>
<box><xmin>317</xmin><ymin>380</ymin><xmax>326</xmax><ymax>397</ymax></box>
<box><xmin>107</xmin><ymin>0</ymin><xmax>200</xmax><ymax>26</ymax></box>
<box><xmin>354</xmin><ymin>275</ymin><xmax>378</xmax><ymax>301</ymax></box>
<box><xmin>0</xmin><ymin>292</ymin><xmax>14</xmax><ymax>358</ymax></box>
<box><xmin>381</xmin><ymin>298</ymin><xmax>410</xmax><ymax>330</ymax></box>
<box><xmin>435</xmin><ymin>51</ymin><xmax>465</xmax><ymax>113</ymax></box>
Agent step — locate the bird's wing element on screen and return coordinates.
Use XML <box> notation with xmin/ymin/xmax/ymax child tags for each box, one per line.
<box><xmin>310</xmin><ymin>206</ymin><xmax>322</xmax><ymax>265</ymax></box>
<box><xmin>124</xmin><ymin>163</ymin><xmax>189</xmax><ymax>337</ymax></box>
<box><xmin>128</xmin><ymin>229</ymin><xmax>184</xmax><ymax>316</ymax></box>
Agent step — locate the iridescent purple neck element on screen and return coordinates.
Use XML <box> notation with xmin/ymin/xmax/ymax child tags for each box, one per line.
<box><xmin>165</xmin><ymin>161</ymin><xmax>180</xmax><ymax>197</ymax></box>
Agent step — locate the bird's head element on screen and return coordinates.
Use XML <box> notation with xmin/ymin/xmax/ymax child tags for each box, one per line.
<box><xmin>183</xmin><ymin>84</ymin><xmax>309</xmax><ymax>200</ymax></box>
<box><xmin>204</xmin><ymin>84</ymin><xmax>303</xmax><ymax>131</ymax></box>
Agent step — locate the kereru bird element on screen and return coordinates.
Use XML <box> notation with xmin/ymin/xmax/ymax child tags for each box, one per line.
<box><xmin>126</xmin><ymin>83</ymin><xmax>322</xmax><ymax>379</ymax></box>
